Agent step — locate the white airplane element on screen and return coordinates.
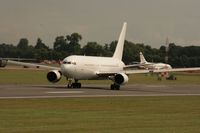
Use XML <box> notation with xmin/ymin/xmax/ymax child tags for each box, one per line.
<box><xmin>6</xmin><ymin>22</ymin><xmax>200</xmax><ymax>90</ymax></box>
<box><xmin>139</xmin><ymin>52</ymin><xmax>172</xmax><ymax>70</ymax></box>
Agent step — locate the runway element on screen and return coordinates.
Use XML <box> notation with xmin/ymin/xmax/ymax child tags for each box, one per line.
<box><xmin>0</xmin><ymin>84</ymin><xmax>200</xmax><ymax>99</ymax></box>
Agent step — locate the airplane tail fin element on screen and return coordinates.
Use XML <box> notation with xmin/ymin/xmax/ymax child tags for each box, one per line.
<box><xmin>140</xmin><ymin>52</ymin><xmax>148</xmax><ymax>64</ymax></box>
<box><xmin>112</xmin><ymin>22</ymin><xmax>127</xmax><ymax>60</ymax></box>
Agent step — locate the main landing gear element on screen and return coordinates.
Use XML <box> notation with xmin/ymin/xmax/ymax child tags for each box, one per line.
<box><xmin>67</xmin><ymin>79</ymin><xmax>81</xmax><ymax>88</ymax></box>
<box><xmin>110</xmin><ymin>83</ymin><xmax>120</xmax><ymax>90</ymax></box>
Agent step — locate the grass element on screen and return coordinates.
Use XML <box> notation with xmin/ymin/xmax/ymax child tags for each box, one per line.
<box><xmin>0</xmin><ymin>69</ymin><xmax>50</xmax><ymax>84</ymax></box>
<box><xmin>0</xmin><ymin>96</ymin><xmax>200</xmax><ymax>133</ymax></box>
<box><xmin>129</xmin><ymin>72</ymin><xmax>200</xmax><ymax>85</ymax></box>
<box><xmin>0</xmin><ymin>68</ymin><xmax>200</xmax><ymax>85</ymax></box>
<box><xmin>0</xmin><ymin>68</ymin><xmax>200</xmax><ymax>132</ymax></box>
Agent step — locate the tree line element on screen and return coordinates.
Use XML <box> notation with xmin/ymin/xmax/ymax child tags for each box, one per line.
<box><xmin>0</xmin><ymin>33</ymin><xmax>200</xmax><ymax>67</ymax></box>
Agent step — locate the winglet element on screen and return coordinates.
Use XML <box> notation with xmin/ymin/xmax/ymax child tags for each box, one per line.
<box><xmin>112</xmin><ymin>22</ymin><xmax>127</xmax><ymax>60</ymax></box>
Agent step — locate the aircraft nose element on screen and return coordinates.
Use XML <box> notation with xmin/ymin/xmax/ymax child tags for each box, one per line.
<box><xmin>61</xmin><ymin>64</ymin><xmax>74</xmax><ymax>76</ymax></box>
<box><xmin>61</xmin><ymin>64</ymin><xmax>69</xmax><ymax>74</ymax></box>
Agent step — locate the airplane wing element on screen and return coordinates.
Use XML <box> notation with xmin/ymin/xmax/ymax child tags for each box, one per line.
<box><xmin>94</xmin><ymin>67</ymin><xmax>200</xmax><ymax>79</ymax></box>
<box><xmin>124</xmin><ymin>69</ymin><xmax>150</xmax><ymax>74</ymax></box>
<box><xmin>124</xmin><ymin>64</ymin><xmax>141</xmax><ymax>69</ymax></box>
<box><xmin>96</xmin><ymin>69</ymin><xmax>150</xmax><ymax>77</ymax></box>
<box><xmin>125</xmin><ymin>67</ymin><xmax>200</xmax><ymax>74</ymax></box>
<box><xmin>7</xmin><ymin>60</ymin><xmax>61</xmax><ymax>70</ymax></box>
<box><xmin>124</xmin><ymin>63</ymin><xmax>154</xmax><ymax>69</ymax></box>
<box><xmin>151</xmin><ymin>67</ymin><xmax>200</xmax><ymax>73</ymax></box>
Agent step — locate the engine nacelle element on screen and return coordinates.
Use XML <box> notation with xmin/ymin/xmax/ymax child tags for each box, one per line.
<box><xmin>114</xmin><ymin>73</ymin><xmax>129</xmax><ymax>85</ymax></box>
<box><xmin>0</xmin><ymin>59</ymin><xmax>7</xmax><ymax>67</ymax></box>
<box><xmin>47</xmin><ymin>70</ymin><xmax>62</xmax><ymax>83</ymax></box>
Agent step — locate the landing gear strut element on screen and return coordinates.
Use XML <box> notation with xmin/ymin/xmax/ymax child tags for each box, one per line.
<box><xmin>67</xmin><ymin>79</ymin><xmax>81</xmax><ymax>88</ymax></box>
<box><xmin>110</xmin><ymin>83</ymin><xmax>120</xmax><ymax>90</ymax></box>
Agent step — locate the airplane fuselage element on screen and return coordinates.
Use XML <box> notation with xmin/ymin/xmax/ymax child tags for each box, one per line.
<box><xmin>61</xmin><ymin>55</ymin><xmax>125</xmax><ymax>80</ymax></box>
<box><xmin>145</xmin><ymin>63</ymin><xmax>172</xmax><ymax>70</ymax></box>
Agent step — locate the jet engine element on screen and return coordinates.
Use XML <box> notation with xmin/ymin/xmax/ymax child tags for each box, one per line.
<box><xmin>0</xmin><ymin>59</ymin><xmax>7</xmax><ymax>67</ymax></box>
<box><xmin>114</xmin><ymin>73</ymin><xmax>129</xmax><ymax>85</ymax></box>
<box><xmin>47</xmin><ymin>70</ymin><xmax>62</xmax><ymax>83</ymax></box>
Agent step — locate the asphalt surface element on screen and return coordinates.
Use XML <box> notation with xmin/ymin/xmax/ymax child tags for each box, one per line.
<box><xmin>0</xmin><ymin>84</ymin><xmax>200</xmax><ymax>99</ymax></box>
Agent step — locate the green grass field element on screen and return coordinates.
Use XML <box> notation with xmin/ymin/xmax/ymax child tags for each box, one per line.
<box><xmin>0</xmin><ymin>68</ymin><xmax>200</xmax><ymax>85</ymax></box>
<box><xmin>0</xmin><ymin>96</ymin><xmax>200</xmax><ymax>133</ymax></box>
<box><xmin>1</xmin><ymin>68</ymin><xmax>200</xmax><ymax>133</ymax></box>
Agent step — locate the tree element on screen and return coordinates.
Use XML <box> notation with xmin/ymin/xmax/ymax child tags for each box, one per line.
<box><xmin>53</xmin><ymin>33</ymin><xmax>82</xmax><ymax>55</ymax></box>
<box><xmin>53</xmin><ymin>36</ymin><xmax>67</xmax><ymax>52</ymax></box>
<box><xmin>180</xmin><ymin>55</ymin><xmax>189</xmax><ymax>67</ymax></box>
<box><xmin>103</xmin><ymin>43</ymin><xmax>113</xmax><ymax>57</ymax></box>
<box><xmin>109</xmin><ymin>41</ymin><xmax>117</xmax><ymax>53</ymax></box>
<box><xmin>1</xmin><ymin>32</ymin><xmax>200</xmax><ymax>67</ymax></box>
<box><xmin>0</xmin><ymin>43</ymin><xmax>17</xmax><ymax>58</ymax></box>
<box><xmin>17</xmin><ymin>38</ymin><xmax>29</xmax><ymax>50</ymax></box>
<box><xmin>35</xmin><ymin>38</ymin><xmax>48</xmax><ymax>50</ymax></box>
<box><xmin>66</xmin><ymin>33</ymin><xmax>82</xmax><ymax>45</ymax></box>
<box><xmin>122</xmin><ymin>41</ymin><xmax>138</xmax><ymax>64</ymax></box>
<box><xmin>82</xmin><ymin>42</ymin><xmax>103</xmax><ymax>56</ymax></box>
<box><xmin>66</xmin><ymin>33</ymin><xmax>82</xmax><ymax>55</ymax></box>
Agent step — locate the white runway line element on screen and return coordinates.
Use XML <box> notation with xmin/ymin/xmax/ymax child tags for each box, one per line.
<box><xmin>46</xmin><ymin>91</ymin><xmax>84</xmax><ymax>94</ymax></box>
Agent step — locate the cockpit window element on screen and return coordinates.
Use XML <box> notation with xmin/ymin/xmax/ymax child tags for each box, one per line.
<box><xmin>63</xmin><ymin>61</ymin><xmax>71</xmax><ymax>64</ymax></box>
<box><xmin>63</xmin><ymin>61</ymin><xmax>76</xmax><ymax>65</ymax></box>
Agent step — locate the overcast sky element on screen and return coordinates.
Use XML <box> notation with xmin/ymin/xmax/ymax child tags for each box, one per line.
<box><xmin>0</xmin><ymin>0</ymin><xmax>200</xmax><ymax>48</ymax></box>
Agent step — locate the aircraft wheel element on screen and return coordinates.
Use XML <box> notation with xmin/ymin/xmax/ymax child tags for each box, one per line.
<box><xmin>67</xmin><ymin>79</ymin><xmax>73</xmax><ymax>88</ymax></box>
<box><xmin>72</xmin><ymin>83</ymin><xmax>77</xmax><ymax>88</ymax></box>
<box><xmin>115</xmin><ymin>85</ymin><xmax>120</xmax><ymax>90</ymax></box>
<box><xmin>77</xmin><ymin>83</ymin><xmax>81</xmax><ymax>88</ymax></box>
<box><xmin>72</xmin><ymin>83</ymin><xmax>81</xmax><ymax>88</ymax></box>
<box><xmin>67</xmin><ymin>84</ymin><xmax>72</xmax><ymax>88</ymax></box>
<box><xmin>110</xmin><ymin>84</ymin><xmax>120</xmax><ymax>90</ymax></box>
<box><xmin>111</xmin><ymin>84</ymin><xmax>115</xmax><ymax>90</ymax></box>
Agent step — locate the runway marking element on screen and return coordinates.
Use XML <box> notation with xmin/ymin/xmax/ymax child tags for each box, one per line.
<box><xmin>46</xmin><ymin>91</ymin><xmax>84</xmax><ymax>94</ymax></box>
<box><xmin>144</xmin><ymin>85</ymin><xmax>167</xmax><ymax>88</ymax></box>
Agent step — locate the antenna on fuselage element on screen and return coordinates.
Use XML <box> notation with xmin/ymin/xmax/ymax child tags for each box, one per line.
<box><xmin>112</xmin><ymin>22</ymin><xmax>127</xmax><ymax>60</ymax></box>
